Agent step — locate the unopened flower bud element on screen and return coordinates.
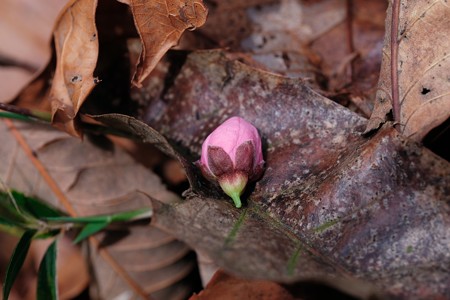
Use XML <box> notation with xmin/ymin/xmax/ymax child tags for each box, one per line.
<box><xmin>196</xmin><ymin>117</ymin><xmax>265</xmax><ymax>208</ymax></box>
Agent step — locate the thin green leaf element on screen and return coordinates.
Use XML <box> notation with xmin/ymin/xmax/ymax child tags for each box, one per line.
<box><xmin>2</xmin><ymin>230</ymin><xmax>36</xmax><ymax>300</ymax></box>
<box><xmin>0</xmin><ymin>217</ymin><xmax>21</xmax><ymax>228</ymax></box>
<box><xmin>0</xmin><ymin>191</ymin><xmax>65</xmax><ymax>229</ymax></box>
<box><xmin>0</xmin><ymin>192</ymin><xmax>32</xmax><ymax>226</ymax></box>
<box><xmin>109</xmin><ymin>207</ymin><xmax>152</xmax><ymax>222</ymax></box>
<box><xmin>11</xmin><ymin>191</ymin><xmax>65</xmax><ymax>219</ymax></box>
<box><xmin>34</xmin><ymin>230</ymin><xmax>61</xmax><ymax>240</ymax></box>
<box><xmin>45</xmin><ymin>208</ymin><xmax>152</xmax><ymax>224</ymax></box>
<box><xmin>37</xmin><ymin>239</ymin><xmax>58</xmax><ymax>300</ymax></box>
<box><xmin>73</xmin><ymin>222</ymin><xmax>110</xmax><ymax>244</ymax></box>
<box><xmin>0</xmin><ymin>218</ymin><xmax>25</xmax><ymax>236</ymax></box>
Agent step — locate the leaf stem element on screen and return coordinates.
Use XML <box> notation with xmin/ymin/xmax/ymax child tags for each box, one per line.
<box><xmin>346</xmin><ymin>0</ymin><xmax>355</xmax><ymax>81</ymax></box>
<box><xmin>391</xmin><ymin>0</ymin><xmax>401</xmax><ymax>130</ymax></box>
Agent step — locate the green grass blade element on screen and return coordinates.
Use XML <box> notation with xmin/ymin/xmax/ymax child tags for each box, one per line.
<box><xmin>45</xmin><ymin>208</ymin><xmax>152</xmax><ymax>224</ymax></box>
<box><xmin>73</xmin><ymin>221</ymin><xmax>110</xmax><ymax>244</ymax></box>
<box><xmin>2</xmin><ymin>230</ymin><xmax>36</xmax><ymax>300</ymax></box>
<box><xmin>37</xmin><ymin>239</ymin><xmax>58</xmax><ymax>300</ymax></box>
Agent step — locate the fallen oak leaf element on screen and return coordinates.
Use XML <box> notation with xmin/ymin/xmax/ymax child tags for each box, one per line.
<box><xmin>126</xmin><ymin>0</ymin><xmax>208</xmax><ymax>87</ymax></box>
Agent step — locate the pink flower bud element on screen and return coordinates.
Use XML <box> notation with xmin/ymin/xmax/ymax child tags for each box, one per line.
<box><xmin>196</xmin><ymin>117</ymin><xmax>265</xmax><ymax>208</ymax></box>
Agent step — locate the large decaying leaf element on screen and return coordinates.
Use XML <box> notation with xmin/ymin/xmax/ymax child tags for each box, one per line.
<box><xmin>366</xmin><ymin>0</ymin><xmax>450</xmax><ymax>141</ymax></box>
<box><xmin>0</xmin><ymin>120</ymin><xmax>197</xmax><ymax>299</ymax></box>
<box><xmin>95</xmin><ymin>50</ymin><xmax>450</xmax><ymax>299</ymax></box>
<box><xmin>127</xmin><ymin>0</ymin><xmax>208</xmax><ymax>86</ymax></box>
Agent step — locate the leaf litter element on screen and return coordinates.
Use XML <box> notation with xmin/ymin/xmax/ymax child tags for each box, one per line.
<box><xmin>1</xmin><ymin>0</ymin><xmax>450</xmax><ymax>299</ymax></box>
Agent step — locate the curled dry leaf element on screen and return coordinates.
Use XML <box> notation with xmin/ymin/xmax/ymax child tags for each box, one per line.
<box><xmin>127</xmin><ymin>0</ymin><xmax>208</xmax><ymax>87</ymax></box>
<box><xmin>49</xmin><ymin>0</ymin><xmax>99</xmax><ymax>136</ymax></box>
<box><xmin>366</xmin><ymin>0</ymin><xmax>450</xmax><ymax>141</ymax></box>
<box><xmin>95</xmin><ymin>50</ymin><xmax>450</xmax><ymax>299</ymax></box>
<box><xmin>0</xmin><ymin>120</ymin><xmax>197</xmax><ymax>299</ymax></box>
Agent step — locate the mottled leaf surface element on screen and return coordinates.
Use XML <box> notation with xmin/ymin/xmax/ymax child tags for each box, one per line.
<box><xmin>97</xmin><ymin>50</ymin><xmax>450</xmax><ymax>299</ymax></box>
<box><xmin>366</xmin><ymin>0</ymin><xmax>450</xmax><ymax>140</ymax></box>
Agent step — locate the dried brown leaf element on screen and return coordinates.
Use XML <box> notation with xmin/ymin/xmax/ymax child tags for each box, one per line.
<box><xmin>193</xmin><ymin>0</ymin><xmax>386</xmax><ymax>114</ymax></box>
<box><xmin>190</xmin><ymin>270</ymin><xmax>295</xmax><ymax>300</ymax></box>
<box><xmin>366</xmin><ymin>0</ymin><xmax>450</xmax><ymax>141</ymax></box>
<box><xmin>127</xmin><ymin>0</ymin><xmax>208</xmax><ymax>87</ymax></box>
<box><xmin>310</xmin><ymin>0</ymin><xmax>387</xmax><ymax>98</ymax></box>
<box><xmin>0</xmin><ymin>120</ymin><xmax>196</xmax><ymax>299</ymax></box>
<box><xmin>49</xmin><ymin>0</ymin><xmax>99</xmax><ymax>136</ymax></box>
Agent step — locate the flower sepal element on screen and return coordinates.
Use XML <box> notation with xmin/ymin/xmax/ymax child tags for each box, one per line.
<box><xmin>218</xmin><ymin>172</ymin><xmax>248</xmax><ymax>208</ymax></box>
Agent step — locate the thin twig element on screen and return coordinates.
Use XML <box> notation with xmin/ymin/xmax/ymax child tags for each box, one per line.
<box><xmin>346</xmin><ymin>0</ymin><xmax>355</xmax><ymax>82</ymax></box>
<box><xmin>391</xmin><ymin>0</ymin><xmax>401</xmax><ymax>129</ymax></box>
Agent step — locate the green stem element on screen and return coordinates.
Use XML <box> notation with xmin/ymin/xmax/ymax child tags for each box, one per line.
<box><xmin>0</xmin><ymin>112</ymin><xmax>37</xmax><ymax>122</ymax></box>
<box><xmin>229</xmin><ymin>192</ymin><xmax>242</xmax><ymax>208</ymax></box>
<box><xmin>0</xmin><ymin>103</ymin><xmax>52</xmax><ymax>122</ymax></box>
